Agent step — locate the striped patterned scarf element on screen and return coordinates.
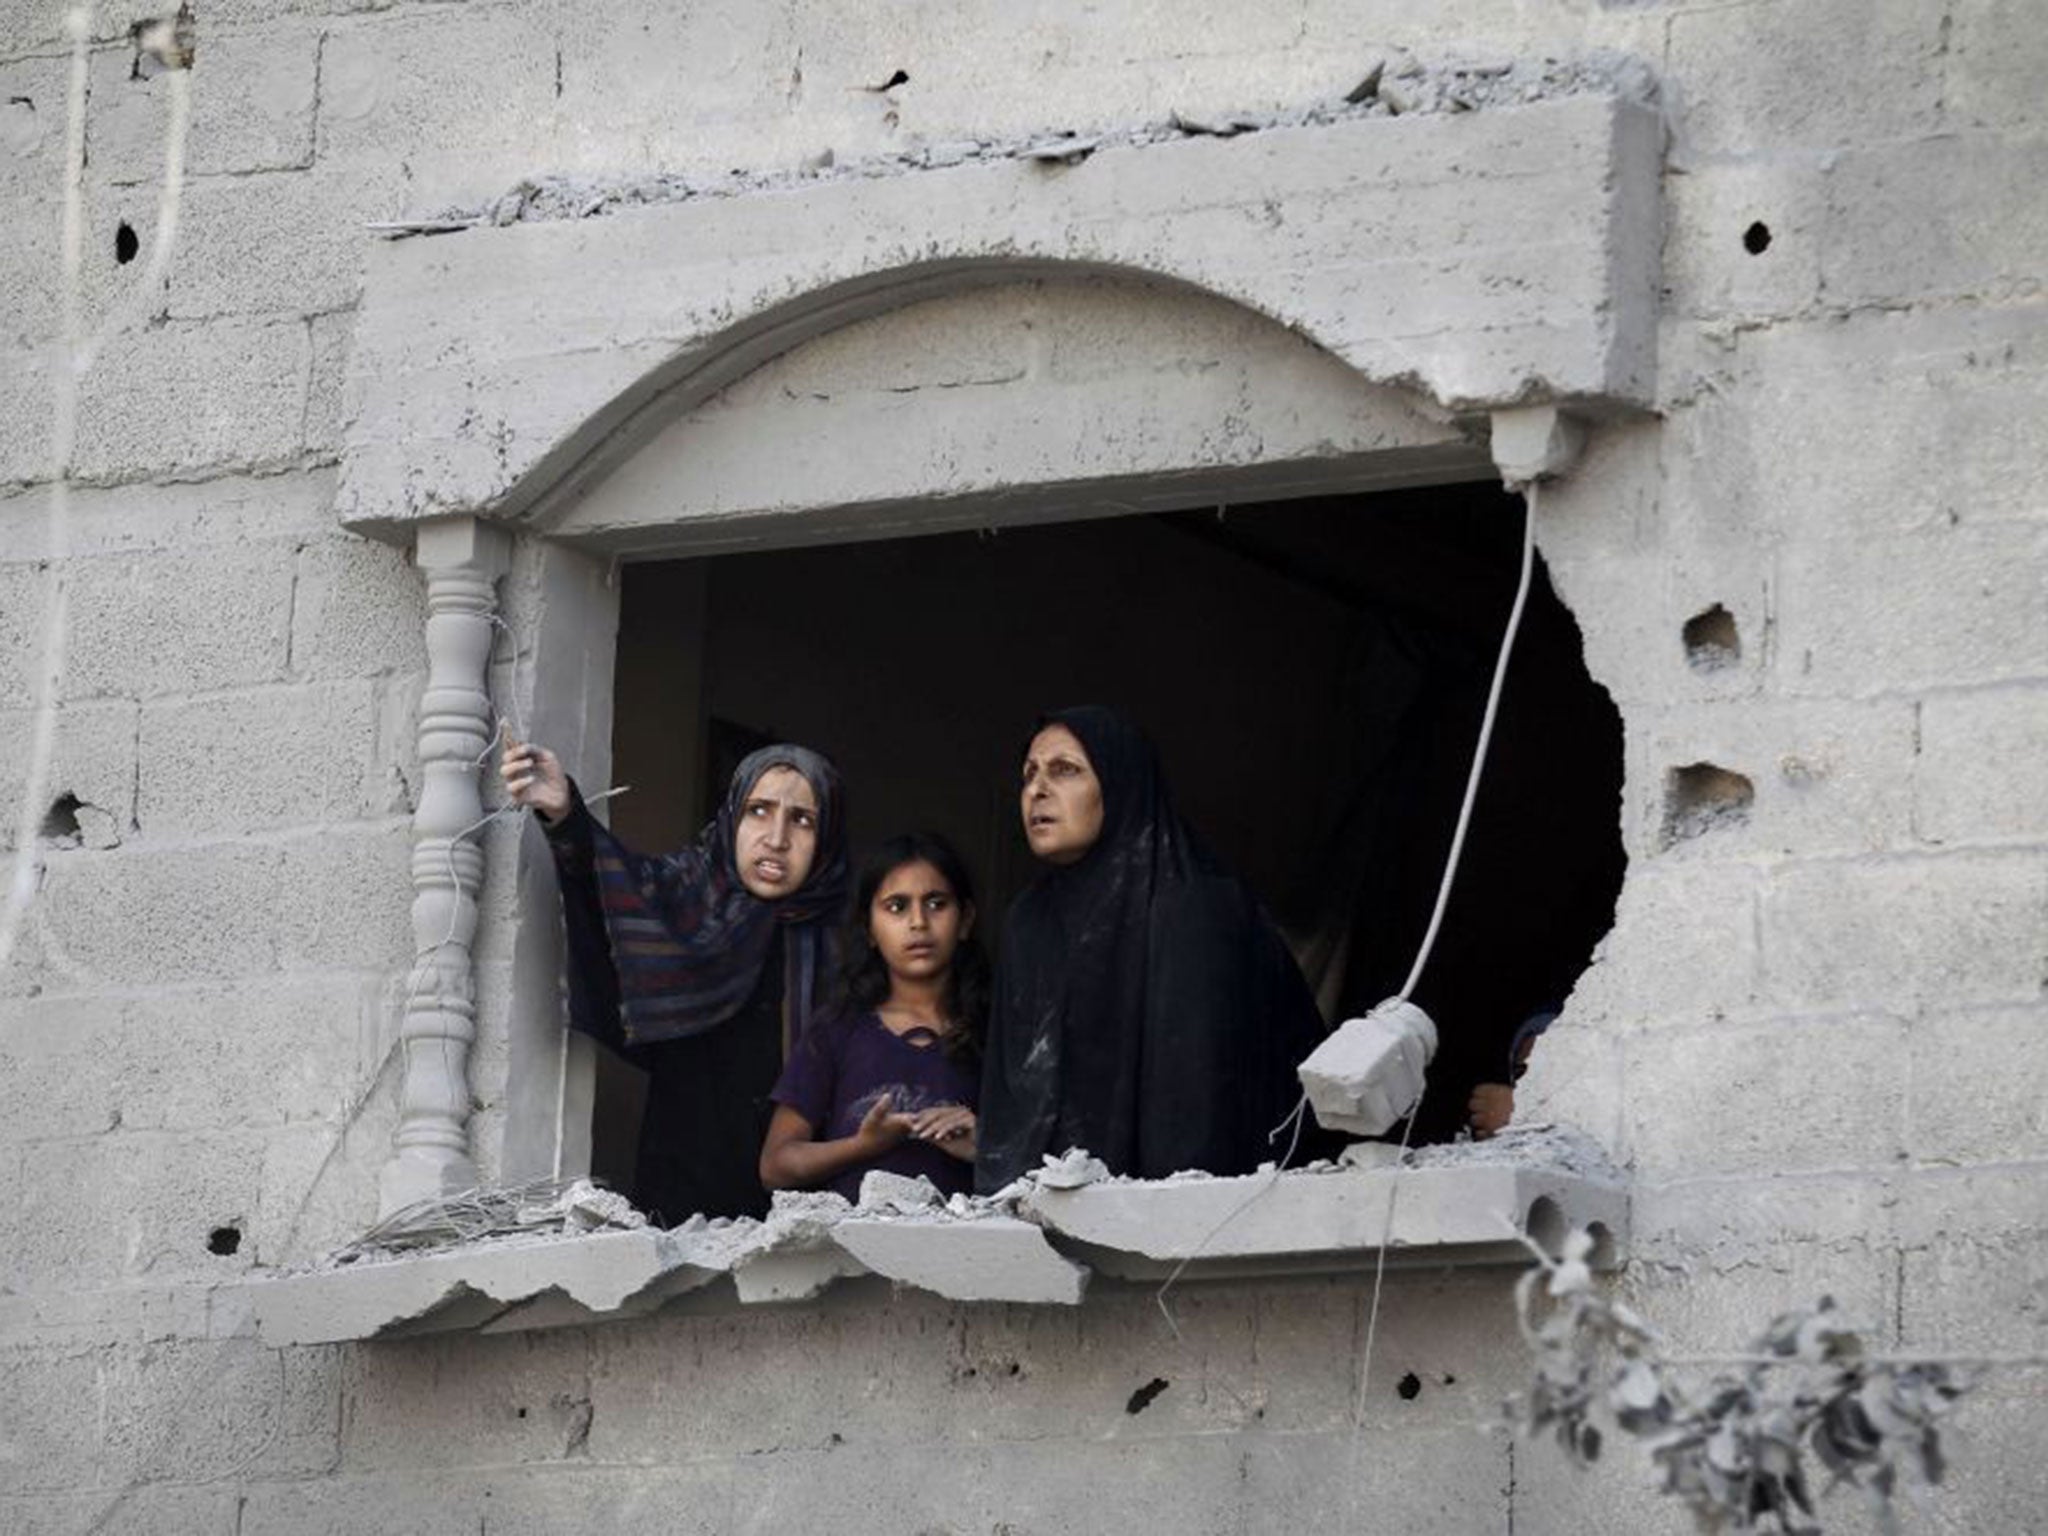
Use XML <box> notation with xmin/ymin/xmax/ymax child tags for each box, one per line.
<box><xmin>578</xmin><ymin>744</ymin><xmax>849</xmax><ymax>1048</ymax></box>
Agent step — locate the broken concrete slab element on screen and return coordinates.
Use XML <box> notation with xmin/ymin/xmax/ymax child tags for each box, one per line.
<box><xmin>246</xmin><ymin>1227</ymin><xmax>717</xmax><ymax>1346</ymax></box>
<box><xmin>1020</xmin><ymin>1156</ymin><xmax>1626</xmax><ymax>1282</ymax></box>
<box><xmin>855</xmin><ymin>1169</ymin><xmax>944</xmax><ymax>1212</ymax></box>
<box><xmin>834</xmin><ymin>1215</ymin><xmax>1088</xmax><ymax>1305</ymax></box>
<box><xmin>729</xmin><ymin>1247</ymin><xmax>871</xmax><ymax>1305</ymax></box>
<box><xmin>245</xmin><ymin>1125</ymin><xmax>1624</xmax><ymax>1339</ymax></box>
<box><xmin>677</xmin><ymin>1190</ymin><xmax>874</xmax><ymax>1305</ymax></box>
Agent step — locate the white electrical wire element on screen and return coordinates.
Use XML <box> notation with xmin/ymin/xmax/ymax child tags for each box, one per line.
<box><xmin>1347</xmin><ymin>479</ymin><xmax>1540</xmax><ymax>1490</ymax></box>
<box><xmin>1155</xmin><ymin>481</ymin><xmax>1543</xmax><ymax>1346</ymax></box>
<box><xmin>1396</xmin><ymin>480</ymin><xmax>1540</xmax><ymax>1004</ymax></box>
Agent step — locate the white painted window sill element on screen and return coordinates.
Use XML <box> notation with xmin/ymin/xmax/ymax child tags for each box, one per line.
<box><xmin>246</xmin><ymin>1128</ymin><xmax>1626</xmax><ymax>1346</ymax></box>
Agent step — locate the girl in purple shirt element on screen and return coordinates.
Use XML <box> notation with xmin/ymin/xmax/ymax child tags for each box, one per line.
<box><xmin>760</xmin><ymin>833</ymin><xmax>987</xmax><ymax>1200</ymax></box>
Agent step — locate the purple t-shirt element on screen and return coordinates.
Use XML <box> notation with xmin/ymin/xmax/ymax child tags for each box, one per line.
<box><xmin>771</xmin><ymin>1011</ymin><xmax>979</xmax><ymax>1200</ymax></box>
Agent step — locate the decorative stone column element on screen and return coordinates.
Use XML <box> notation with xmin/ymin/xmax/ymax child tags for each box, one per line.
<box><xmin>379</xmin><ymin>515</ymin><xmax>512</xmax><ymax>1218</ymax></box>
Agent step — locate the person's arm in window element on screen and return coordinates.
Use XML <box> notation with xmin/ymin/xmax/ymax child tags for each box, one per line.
<box><xmin>758</xmin><ymin>1097</ymin><xmax>919</xmax><ymax>1190</ymax></box>
<box><xmin>499</xmin><ymin>741</ymin><xmax>637</xmax><ymax>1055</ymax></box>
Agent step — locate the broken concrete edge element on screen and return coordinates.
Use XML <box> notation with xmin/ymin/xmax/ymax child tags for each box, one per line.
<box><xmin>241</xmin><ymin>1127</ymin><xmax>1627</xmax><ymax>1345</ymax></box>
<box><xmin>410</xmin><ymin>47</ymin><xmax>1664</xmax><ymax>231</ymax></box>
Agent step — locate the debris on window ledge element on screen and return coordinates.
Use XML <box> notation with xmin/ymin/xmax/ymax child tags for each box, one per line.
<box><xmin>244</xmin><ymin>1125</ymin><xmax>1626</xmax><ymax>1347</ymax></box>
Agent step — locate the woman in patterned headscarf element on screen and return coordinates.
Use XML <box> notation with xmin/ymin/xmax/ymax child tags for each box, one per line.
<box><xmin>504</xmin><ymin>740</ymin><xmax>849</xmax><ymax>1223</ymax></box>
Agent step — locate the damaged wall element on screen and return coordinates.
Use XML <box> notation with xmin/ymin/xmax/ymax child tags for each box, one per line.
<box><xmin>2</xmin><ymin>2</ymin><xmax>2045</xmax><ymax>1533</ymax></box>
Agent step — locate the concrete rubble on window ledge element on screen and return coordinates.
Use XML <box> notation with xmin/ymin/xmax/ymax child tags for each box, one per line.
<box><xmin>243</xmin><ymin>1124</ymin><xmax>1626</xmax><ymax>1346</ymax></box>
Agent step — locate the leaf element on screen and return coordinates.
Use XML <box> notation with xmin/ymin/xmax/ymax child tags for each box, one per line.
<box><xmin>1707</xmin><ymin>1425</ymin><xmax>1746</xmax><ymax>1474</ymax></box>
<box><xmin>1858</xmin><ymin>1377</ymin><xmax>1921</xmax><ymax>1439</ymax></box>
<box><xmin>1612</xmin><ymin>1359</ymin><xmax>1663</xmax><ymax>1409</ymax></box>
<box><xmin>1548</xmin><ymin>1257</ymin><xmax>1593</xmax><ymax>1298</ymax></box>
<box><xmin>1922</xmin><ymin>1428</ymin><xmax>1947</xmax><ymax>1487</ymax></box>
<box><xmin>1578</xmin><ymin>1422</ymin><xmax>1603</xmax><ymax>1462</ymax></box>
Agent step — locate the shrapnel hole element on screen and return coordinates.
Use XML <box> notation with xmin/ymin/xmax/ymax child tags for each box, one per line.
<box><xmin>1682</xmin><ymin>604</ymin><xmax>1741</xmax><ymax>672</ymax></box>
<box><xmin>1662</xmin><ymin>762</ymin><xmax>1755</xmax><ymax>847</ymax></box>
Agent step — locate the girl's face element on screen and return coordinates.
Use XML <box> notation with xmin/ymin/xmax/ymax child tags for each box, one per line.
<box><xmin>868</xmin><ymin>859</ymin><xmax>974</xmax><ymax>983</ymax></box>
<box><xmin>1020</xmin><ymin>722</ymin><xmax>1104</xmax><ymax>866</ymax></box>
<box><xmin>734</xmin><ymin>766</ymin><xmax>820</xmax><ymax>899</ymax></box>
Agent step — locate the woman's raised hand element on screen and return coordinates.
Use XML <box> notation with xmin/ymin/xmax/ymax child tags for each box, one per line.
<box><xmin>853</xmin><ymin>1093</ymin><xmax>915</xmax><ymax>1155</ymax></box>
<box><xmin>500</xmin><ymin>739</ymin><xmax>571</xmax><ymax>823</ymax></box>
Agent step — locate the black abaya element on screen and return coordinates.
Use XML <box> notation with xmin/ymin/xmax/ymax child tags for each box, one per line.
<box><xmin>976</xmin><ymin>707</ymin><xmax>1329</xmax><ymax>1190</ymax></box>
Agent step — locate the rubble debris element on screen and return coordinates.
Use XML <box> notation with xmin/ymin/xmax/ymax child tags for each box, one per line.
<box><xmin>1403</xmin><ymin>1121</ymin><xmax>1622</xmax><ymax>1180</ymax></box>
<box><xmin>920</xmin><ymin>139</ymin><xmax>984</xmax><ymax>168</ymax></box>
<box><xmin>248</xmin><ymin>1123</ymin><xmax>1626</xmax><ymax>1340</ymax></box>
<box><xmin>1344</xmin><ymin>59</ymin><xmax>1385</xmax><ymax>105</ymax></box>
<box><xmin>855</xmin><ymin>1170</ymin><xmax>944</xmax><ymax>1213</ymax></box>
<box><xmin>1020</xmin><ymin>134</ymin><xmax>1099</xmax><ymax>165</ymax></box>
<box><xmin>1168</xmin><ymin>109</ymin><xmax>1262</xmax><ymax>138</ymax></box>
<box><xmin>331</xmin><ymin>1176</ymin><xmax>645</xmax><ymax>1263</ymax></box>
<box><xmin>1034</xmin><ymin>1148</ymin><xmax>1112</xmax><ymax>1189</ymax></box>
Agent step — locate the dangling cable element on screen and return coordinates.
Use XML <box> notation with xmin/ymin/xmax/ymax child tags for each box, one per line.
<box><xmin>1397</xmin><ymin>480</ymin><xmax>1540</xmax><ymax>1003</ymax></box>
<box><xmin>1160</xmin><ymin>483</ymin><xmax>1543</xmax><ymax>1341</ymax></box>
<box><xmin>1345</xmin><ymin>480</ymin><xmax>1540</xmax><ymax>1509</ymax></box>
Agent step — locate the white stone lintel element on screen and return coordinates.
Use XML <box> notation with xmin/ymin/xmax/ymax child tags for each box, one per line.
<box><xmin>341</xmin><ymin>93</ymin><xmax>1663</xmax><ymax>540</ymax></box>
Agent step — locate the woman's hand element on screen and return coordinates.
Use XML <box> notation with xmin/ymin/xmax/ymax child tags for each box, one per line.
<box><xmin>909</xmin><ymin>1104</ymin><xmax>977</xmax><ymax>1162</ymax></box>
<box><xmin>1468</xmin><ymin>1082</ymin><xmax>1514</xmax><ymax>1140</ymax></box>
<box><xmin>500</xmin><ymin>740</ymin><xmax>570</xmax><ymax>823</ymax></box>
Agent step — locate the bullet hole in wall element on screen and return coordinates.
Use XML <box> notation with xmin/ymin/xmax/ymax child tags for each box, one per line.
<box><xmin>1743</xmin><ymin>220</ymin><xmax>1772</xmax><ymax>255</ymax></box>
<box><xmin>1682</xmin><ymin>603</ymin><xmax>1741</xmax><ymax>672</ymax></box>
<box><xmin>128</xmin><ymin>6</ymin><xmax>196</xmax><ymax>80</ymax></box>
<box><xmin>868</xmin><ymin>68</ymin><xmax>910</xmax><ymax>91</ymax></box>
<box><xmin>38</xmin><ymin>792</ymin><xmax>82</xmax><ymax>842</ymax></box>
<box><xmin>1661</xmin><ymin>762</ymin><xmax>1754</xmax><ymax>848</ymax></box>
<box><xmin>115</xmin><ymin>221</ymin><xmax>139</xmax><ymax>264</ymax></box>
<box><xmin>1125</xmin><ymin>1377</ymin><xmax>1169</xmax><ymax>1414</ymax></box>
<box><xmin>207</xmin><ymin>1225</ymin><xmax>242</xmax><ymax>1256</ymax></box>
<box><xmin>1397</xmin><ymin>1372</ymin><xmax>1423</xmax><ymax>1401</ymax></box>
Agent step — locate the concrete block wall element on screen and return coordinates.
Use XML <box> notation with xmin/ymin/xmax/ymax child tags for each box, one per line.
<box><xmin>1</xmin><ymin>1</ymin><xmax>2043</xmax><ymax>1532</ymax></box>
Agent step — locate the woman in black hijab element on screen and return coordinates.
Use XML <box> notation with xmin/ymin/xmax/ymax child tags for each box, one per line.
<box><xmin>975</xmin><ymin>706</ymin><xmax>1330</xmax><ymax>1191</ymax></box>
